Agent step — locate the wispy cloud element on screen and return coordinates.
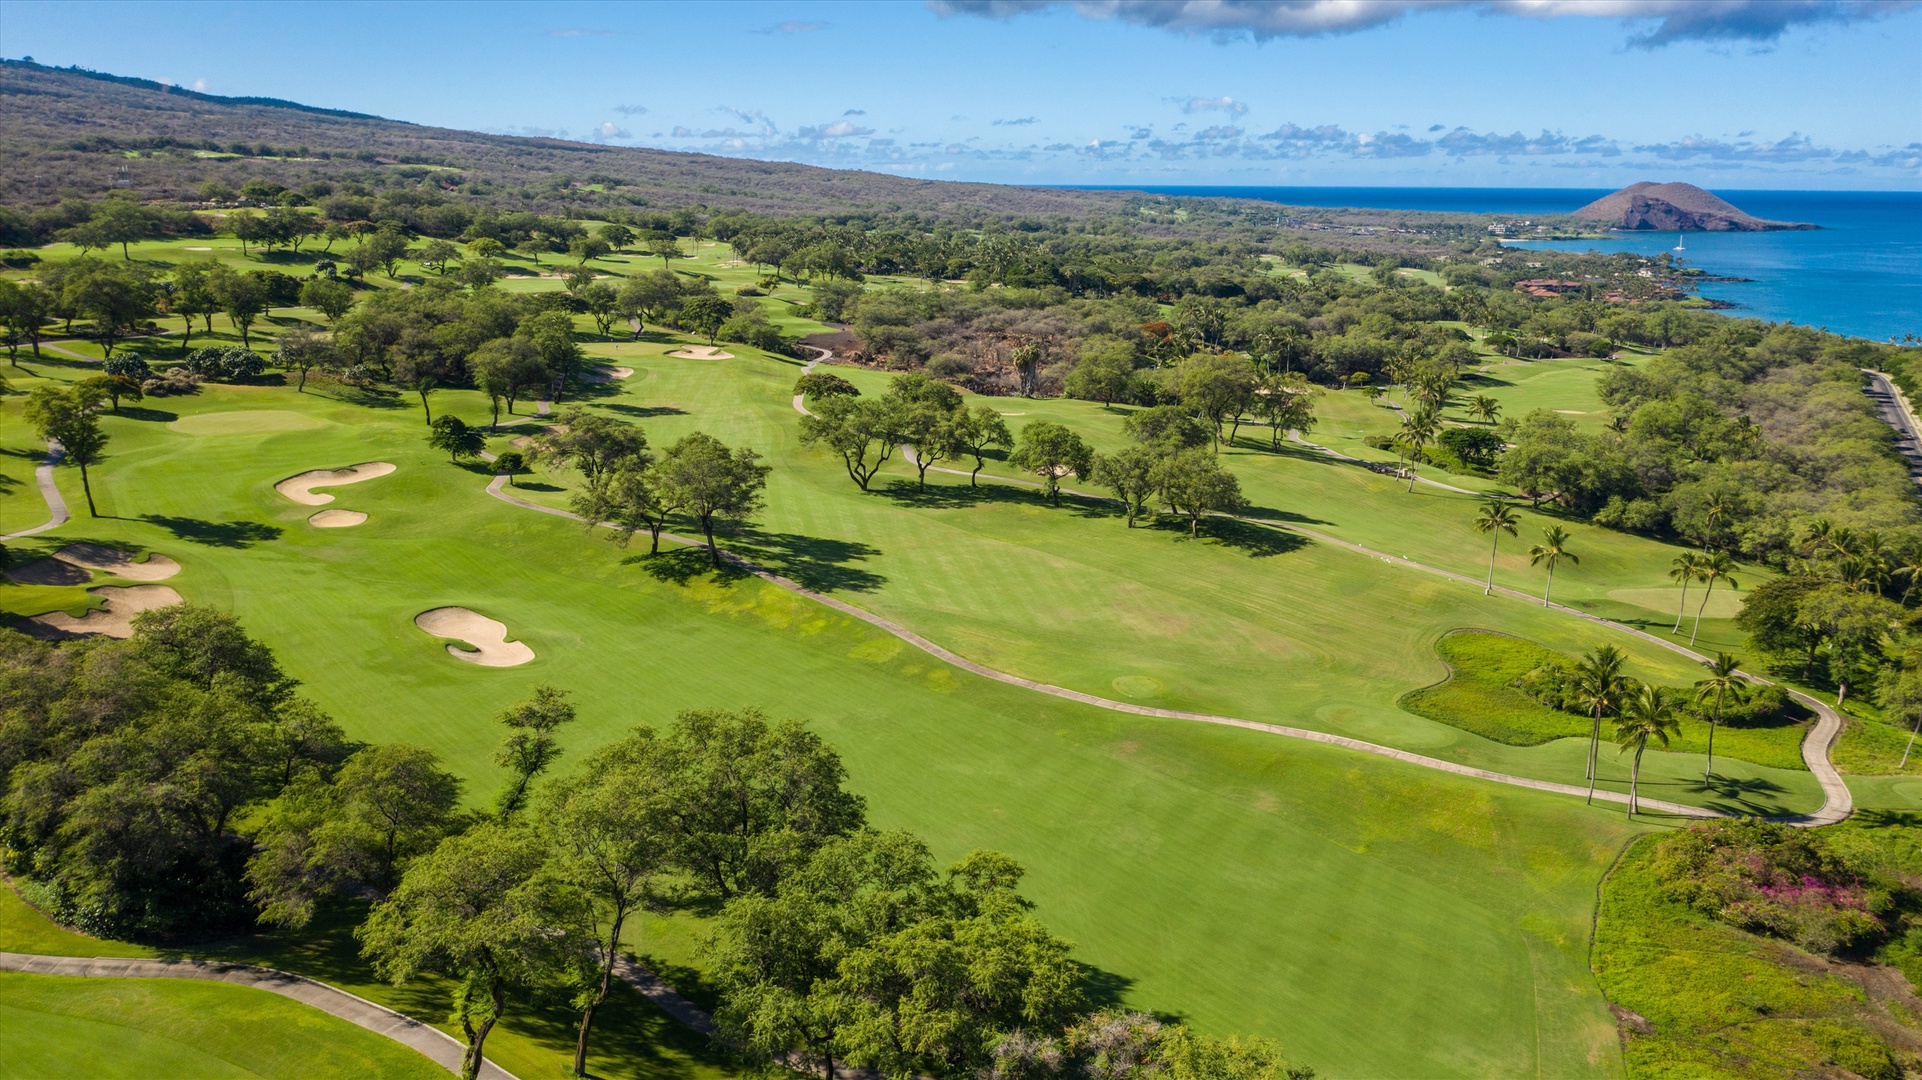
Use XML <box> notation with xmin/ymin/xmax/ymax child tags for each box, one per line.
<box><xmin>757</xmin><ymin>20</ymin><xmax>827</xmax><ymax>33</ymax></box>
<box><xmin>993</xmin><ymin>116</ymin><xmax>1040</xmax><ymax>126</ymax></box>
<box><xmin>613</xmin><ymin>104</ymin><xmax>648</xmax><ymax>117</ymax></box>
<box><xmin>928</xmin><ymin>0</ymin><xmax>1915</xmax><ymax>46</ymax></box>
<box><xmin>1173</xmin><ymin>95</ymin><xmax>1248</xmax><ymax>116</ymax></box>
<box><xmin>844</xmin><ymin>108</ymin><xmax>868</xmax><ymax>116</ymax></box>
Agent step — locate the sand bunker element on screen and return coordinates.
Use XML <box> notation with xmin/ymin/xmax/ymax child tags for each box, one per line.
<box><xmin>415</xmin><ymin>607</ymin><xmax>535</xmax><ymax>667</ymax></box>
<box><xmin>275</xmin><ymin>462</ymin><xmax>397</xmax><ymax>506</ymax></box>
<box><xmin>668</xmin><ymin>346</ymin><xmax>733</xmax><ymax>360</ymax></box>
<box><xmin>309</xmin><ymin>509</ymin><xmax>368</xmax><ymax>528</ymax></box>
<box><xmin>55</xmin><ymin>544</ymin><xmax>181</xmax><ymax>581</ymax></box>
<box><xmin>583</xmin><ymin>365</ymin><xmax>634</xmax><ymax>382</ymax></box>
<box><xmin>26</xmin><ymin>585</ymin><xmax>183</xmax><ymax>639</ymax></box>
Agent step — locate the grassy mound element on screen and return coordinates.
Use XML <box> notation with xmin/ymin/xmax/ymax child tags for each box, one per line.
<box><xmin>1401</xmin><ymin>630</ymin><xmax>1810</xmax><ymax>772</ymax></box>
<box><xmin>1593</xmin><ymin>820</ymin><xmax>1922</xmax><ymax>1080</ymax></box>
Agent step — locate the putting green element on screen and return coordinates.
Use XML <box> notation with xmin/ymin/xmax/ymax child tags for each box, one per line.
<box><xmin>1606</xmin><ymin>585</ymin><xmax>1744</xmax><ymax>620</ymax></box>
<box><xmin>168</xmin><ymin>410</ymin><xmax>333</xmax><ymax>436</ymax></box>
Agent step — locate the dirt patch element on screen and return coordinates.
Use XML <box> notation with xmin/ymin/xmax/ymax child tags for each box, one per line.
<box><xmin>414</xmin><ymin>607</ymin><xmax>535</xmax><ymax>667</ymax></box>
<box><xmin>309</xmin><ymin>509</ymin><xmax>368</xmax><ymax>528</ymax></box>
<box><xmin>275</xmin><ymin>462</ymin><xmax>397</xmax><ymax>506</ymax></box>
<box><xmin>23</xmin><ymin>585</ymin><xmax>183</xmax><ymax>639</ymax></box>
<box><xmin>668</xmin><ymin>346</ymin><xmax>734</xmax><ymax>360</ymax></box>
<box><xmin>54</xmin><ymin>544</ymin><xmax>181</xmax><ymax>581</ymax></box>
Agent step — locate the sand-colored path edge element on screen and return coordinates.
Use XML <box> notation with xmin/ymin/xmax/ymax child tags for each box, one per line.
<box><xmin>23</xmin><ymin>585</ymin><xmax>183</xmax><ymax>639</ymax></box>
<box><xmin>309</xmin><ymin>509</ymin><xmax>369</xmax><ymax>528</ymax></box>
<box><xmin>275</xmin><ymin>462</ymin><xmax>397</xmax><ymax>506</ymax></box>
<box><xmin>667</xmin><ymin>346</ymin><xmax>733</xmax><ymax>360</ymax></box>
<box><xmin>414</xmin><ymin>607</ymin><xmax>535</xmax><ymax>666</ymax></box>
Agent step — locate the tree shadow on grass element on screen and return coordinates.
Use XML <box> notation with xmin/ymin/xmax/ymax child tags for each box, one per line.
<box><xmin>631</xmin><ymin>546</ymin><xmax>747</xmax><ymax>588</ymax></box>
<box><xmin>725</xmin><ymin>528</ymin><xmax>886</xmax><ymax>594</ymax></box>
<box><xmin>112</xmin><ymin>406</ymin><xmax>179</xmax><ymax>423</ymax></box>
<box><xmin>875</xmin><ymin>476</ymin><xmax>1050</xmax><ymax>512</ymax></box>
<box><xmin>141</xmin><ymin>515</ymin><xmax>282</xmax><ymax>548</ymax></box>
<box><xmin>600</xmin><ymin>403</ymin><xmax>689</xmax><ymax>420</ymax></box>
<box><xmin>1140</xmin><ymin>515</ymin><xmax>1309</xmax><ymax>558</ymax></box>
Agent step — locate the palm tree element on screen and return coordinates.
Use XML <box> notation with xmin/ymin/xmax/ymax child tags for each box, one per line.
<box><xmin>1689</xmin><ymin>552</ymin><xmax>1740</xmax><ymax>647</ymax></box>
<box><xmin>1699</xmin><ymin>494</ymin><xmax>1728</xmax><ymax>551</ymax></box>
<box><xmin>1893</xmin><ymin>547</ymin><xmax>1922</xmax><ymax>607</ymax></box>
<box><xmin>1528</xmin><ymin>526</ymin><xmax>1578</xmax><ymax>607</ymax></box>
<box><xmin>1615</xmin><ymin>685</ymin><xmax>1680</xmax><ymax>818</ymax></box>
<box><xmin>1470</xmin><ymin>395</ymin><xmax>1501</xmax><ymax>425</ymax></box>
<box><xmin>1396</xmin><ymin>408</ymin><xmax>1440</xmax><ymax>493</ymax></box>
<box><xmin>1572</xmin><ymin>645</ymin><xmax>1629</xmax><ymax>798</ymax></box>
<box><xmin>1668</xmin><ymin>552</ymin><xmax>1703</xmax><ymax>634</ymax></box>
<box><xmin>1693</xmin><ymin>653</ymin><xmax>1746</xmax><ymax>785</ymax></box>
<box><xmin>1472</xmin><ymin>499</ymin><xmax>1520</xmax><ymax>596</ymax></box>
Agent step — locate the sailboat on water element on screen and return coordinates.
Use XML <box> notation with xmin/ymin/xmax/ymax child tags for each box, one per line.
<box><xmin>1674</xmin><ymin>233</ymin><xmax>1686</xmax><ymax>252</ymax></box>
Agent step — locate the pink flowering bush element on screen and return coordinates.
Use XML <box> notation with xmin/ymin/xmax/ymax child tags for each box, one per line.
<box><xmin>1652</xmin><ymin>819</ymin><xmax>1894</xmax><ymax>955</ymax></box>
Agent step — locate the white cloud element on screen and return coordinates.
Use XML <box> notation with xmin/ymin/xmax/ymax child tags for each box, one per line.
<box><xmin>191</xmin><ymin>77</ymin><xmax>209</xmax><ymax>92</ymax></box>
<box><xmin>928</xmin><ymin>0</ymin><xmax>1915</xmax><ymax>45</ymax></box>
<box><xmin>1174</xmin><ymin>95</ymin><xmax>1248</xmax><ymax>115</ymax></box>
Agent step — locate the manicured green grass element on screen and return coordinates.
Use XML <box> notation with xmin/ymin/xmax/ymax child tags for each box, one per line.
<box><xmin>0</xmin><ymin>971</ymin><xmax>450</xmax><ymax>1079</ymax></box>
<box><xmin>1402</xmin><ymin>630</ymin><xmax>1810</xmax><ymax>772</ymax></box>
<box><xmin>1592</xmin><ymin>833</ymin><xmax>1910</xmax><ymax>1080</ymax></box>
<box><xmin>2</xmin><ymin>360</ymin><xmax>1667</xmax><ymax>1078</ymax></box>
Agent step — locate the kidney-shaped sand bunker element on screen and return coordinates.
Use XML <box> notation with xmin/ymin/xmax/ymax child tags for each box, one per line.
<box><xmin>275</xmin><ymin>462</ymin><xmax>397</xmax><ymax>507</ymax></box>
<box><xmin>414</xmin><ymin>607</ymin><xmax>535</xmax><ymax>667</ymax></box>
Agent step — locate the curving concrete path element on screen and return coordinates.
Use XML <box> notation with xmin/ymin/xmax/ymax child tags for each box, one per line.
<box><xmin>0</xmin><ymin>950</ymin><xmax>517</xmax><ymax>1079</ymax></box>
<box><xmin>3</xmin><ymin>442</ymin><xmax>69</xmax><ymax>542</ymax></box>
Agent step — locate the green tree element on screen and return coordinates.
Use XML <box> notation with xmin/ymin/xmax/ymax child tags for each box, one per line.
<box><xmin>0</xmin><ymin>278</ymin><xmax>52</xmax><ymax>362</ymax></box>
<box><xmin>1394</xmin><ymin>407</ymin><xmax>1441</xmax><ymax>493</ymax></box>
<box><xmin>1693</xmin><ymin>654</ymin><xmax>1747</xmax><ymax>785</ymax></box>
<box><xmin>493</xmin><ymin>450</ymin><xmax>526</xmax><ymax>487</ymax></box>
<box><xmin>1092</xmin><ymin>444</ymin><xmax>1160</xmax><ymax>527</ymax></box>
<box><xmin>1573</xmin><ymin>645</ymin><xmax>1629</xmax><ymax>800</ymax></box>
<box><xmin>62</xmin><ymin>262</ymin><xmax>155</xmax><ymax>357</ymax></box>
<box><xmin>885</xmin><ymin>373</ymin><xmax>965</xmax><ymax>489</ymax></box>
<box><xmin>680</xmin><ymin>294</ymin><xmax>733</xmax><ymax>346</ymax></box>
<box><xmin>298</xmin><ymin>277</ymin><xmax>356</xmax><ymax>324</ymax></box>
<box><xmin>652</xmin><ymin>432</ymin><xmax>771</xmax><ymax>566</ymax></box>
<box><xmin>800</xmin><ymin>394</ymin><xmax>901</xmax><ymax>491</ymax></box>
<box><xmin>1471</xmin><ymin>499</ymin><xmax>1519</xmax><ymax>596</ymax></box>
<box><xmin>572</xmin><ymin>461</ymin><xmax>681</xmax><ymax>555</ymax></box>
<box><xmin>1876</xmin><ymin>665</ymin><xmax>1922</xmax><ymax>770</ymax></box>
<box><xmin>427</xmin><ymin>414</ymin><xmax>485</xmax><ymax>463</ymax></box>
<box><xmin>86</xmin><ymin>198</ymin><xmax>157</xmax><ymax>260</ymax></box>
<box><xmin>469</xmin><ymin>336</ymin><xmax>545</xmax><ymax>421</ymax></box>
<box><xmin>1153</xmin><ymin>448</ymin><xmax>1248</xmax><ymax>537</ymax></box>
<box><xmin>1668</xmin><ymin>552</ymin><xmax>1704</xmax><ymax>635</ymax></box>
<box><xmin>646</xmin><ymin>233</ymin><xmax>684</xmax><ymax>269</ymax></box>
<box><xmin>208</xmin><ymin>266</ymin><xmax>268</xmax><ymax>348</ymax></box>
<box><xmin>540</xmin><ymin>729</ymin><xmax>669</xmax><ymax>1077</ymax></box>
<box><xmin>246</xmin><ymin>743</ymin><xmax>463</xmax><ymax>926</ymax></box>
<box><xmin>1256</xmin><ymin>372</ymin><xmax>1320</xmax><ymax>450</ymax></box>
<box><xmin>170</xmin><ymin>260</ymin><xmax>218</xmax><ymax>349</ymax></box>
<box><xmin>1177</xmin><ymin>353</ymin><xmax>1258</xmax><ymax>448</ymax></box>
<box><xmin>539</xmin><ymin>407</ymin><xmax>649</xmax><ymax>484</ymax></box>
<box><xmin>24</xmin><ymin>385</ymin><xmax>108</xmax><ymax>516</ymax></box>
<box><xmin>1688</xmin><ymin>551</ymin><xmax>1739</xmax><ymax>648</ymax></box>
<box><xmin>793</xmin><ymin>371</ymin><xmax>859</xmax><ymax>401</ymax></box>
<box><xmin>361</xmin><ymin>227</ymin><xmax>412</xmax><ymax>279</ymax></box>
<box><xmin>415</xmin><ymin>239</ymin><xmax>461</xmax><ymax>276</ymax></box>
<box><xmin>1528</xmin><ymin>525</ymin><xmax>1578</xmax><ymax>608</ymax></box>
<box><xmin>1470</xmin><ymin>395</ymin><xmax>1501</xmax><ymax>425</ymax></box>
<box><xmin>1614</xmin><ymin>685</ymin><xmax>1680</xmax><ymax>818</ymax></box>
<box><xmin>273</xmin><ymin>324</ymin><xmax>336</xmax><ymax>393</ymax></box>
<box><xmin>493</xmin><ymin>685</ymin><xmax>577</xmax><ymax>821</ymax></box>
<box><xmin>359</xmin><ymin>823</ymin><xmax>582</xmax><ymax>1080</ymax></box>
<box><xmin>519</xmin><ymin>308</ymin><xmax>583</xmax><ymax>400</ymax></box>
<box><xmin>1010</xmin><ymin>421</ymin><xmax>1093</xmax><ymax>507</ymax></box>
<box><xmin>1064</xmin><ymin>337</ymin><xmax>1137</xmax><ymax>409</ymax></box>
<box><xmin>955</xmin><ymin>404</ymin><xmax>1014</xmax><ymax>487</ymax></box>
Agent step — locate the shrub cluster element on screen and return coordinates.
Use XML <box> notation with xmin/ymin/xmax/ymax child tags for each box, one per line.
<box><xmin>184</xmin><ymin>345</ymin><xmax>267</xmax><ymax>380</ymax></box>
<box><xmin>1652</xmin><ymin>820</ymin><xmax>1895</xmax><ymax>955</ymax></box>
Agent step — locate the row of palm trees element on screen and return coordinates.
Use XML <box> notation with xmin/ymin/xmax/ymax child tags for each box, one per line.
<box><xmin>1470</xmin><ymin>499</ymin><xmax>1578</xmax><ymax>606</ymax></box>
<box><xmin>1570</xmin><ymin>645</ymin><xmax>1749</xmax><ymax>817</ymax></box>
<box><xmin>1667</xmin><ymin>551</ymin><xmax>1741</xmax><ymax>646</ymax></box>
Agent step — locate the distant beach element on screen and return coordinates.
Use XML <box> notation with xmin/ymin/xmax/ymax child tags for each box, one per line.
<box><xmin>1071</xmin><ymin>186</ymin><xmax>1922</xmax><ymax>342</ymax></box>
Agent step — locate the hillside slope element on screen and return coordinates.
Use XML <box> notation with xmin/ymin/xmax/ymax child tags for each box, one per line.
<box><xmin>0</xmin><ymin>59</ymin><xmax>1137</xmax><ymax>219</ymax></box>
<box><xmin>1571</xmin><ymin>181</ymin><xmax>1813</xmax><ymax>231</ymax></box>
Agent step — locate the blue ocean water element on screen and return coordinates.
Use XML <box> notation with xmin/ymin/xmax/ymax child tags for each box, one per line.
<box><xmin>1072</xmin><ymin>186</ymin><xmax>1922</xmax><ymax>342</ymax></box>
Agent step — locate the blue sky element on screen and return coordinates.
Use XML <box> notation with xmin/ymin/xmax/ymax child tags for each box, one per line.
<box><xmin>5</xmin><ymin>0</ymin><xmax>1918</xmax><ymax>190</ymax></box>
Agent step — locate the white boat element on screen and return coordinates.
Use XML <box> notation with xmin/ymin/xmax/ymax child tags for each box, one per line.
<box><xmin>1674</xmin><ymin>234</ymin><xmax>1685</xmax><ymax>251</ymax></box>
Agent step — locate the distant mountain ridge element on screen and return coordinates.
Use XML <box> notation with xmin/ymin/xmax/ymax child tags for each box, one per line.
<box><xmin>1571</xmin><ymin>182</ymin><xmax>1814</xmax><ymax>231</ymax></box>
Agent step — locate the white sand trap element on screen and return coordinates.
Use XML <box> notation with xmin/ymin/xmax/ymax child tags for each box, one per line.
<box><xmin>275</xmin><ymin>462</ymin><xmax>397</xmax><ymax>506</ymax></box>
<box><xmin>309</xmin><ymin>509</ymin><xmax>368</xmax><ymax>528</ymax></box>
<box><xmin>184</xmin><ymin>246</ymin><xmax>212</xmax><ymax>251</ymax></box>
<box><xmin>54</xmin><ymin>544</ymin><xmax>181</xmax><ymax>581</ymax></box>
<box><xmin>583</xmin><ymin>366</ymin><xmax>634</xmax><ymax>382</ymax></box>
<box><xmin>668</xmin><ymin>346</ymin><xmax>734</xmax><ymax>360</ymax></box>
<box><xmin>415</xmin><ymin>607</ymin><xmax>535</xmax><ymax>667</ymax></box>
<box><xmin>27</xmin><ymin>585</ymin><xmax>183</xmax><ymax>639</ymax></box>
